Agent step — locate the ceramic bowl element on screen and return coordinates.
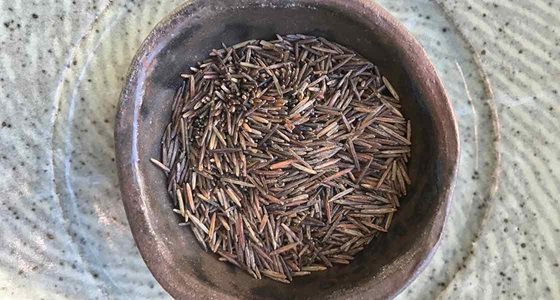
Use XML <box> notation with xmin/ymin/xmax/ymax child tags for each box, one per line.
<box><xmin>115</xmin><ymin>0</ymin><xmax>460</xmax><ymax>299</ymax></box>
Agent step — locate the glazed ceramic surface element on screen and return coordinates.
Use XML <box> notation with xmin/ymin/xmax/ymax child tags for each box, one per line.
<box><xmin>115</xmin><ymin>1</ymin><xmax>458</xmax><ymax>299</ymax></box>
<box><xmin>0</xmin><ymin>0</ymin><xmax>558</xmax><ymax>299</ymax></box>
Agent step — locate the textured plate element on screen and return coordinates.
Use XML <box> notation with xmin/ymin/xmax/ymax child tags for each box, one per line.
<box><xmin>1</xmin><ymin>0</ymin><xmax>558</xmax><ymax>299</ymax></box>
<box><xmin>52</xmin><ymin>0</ymin><xmax>495</xmax><ymax>298</ymax></box>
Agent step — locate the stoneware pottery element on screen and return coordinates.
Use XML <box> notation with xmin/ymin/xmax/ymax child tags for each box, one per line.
<box><xmin>115</xmin><ymin>0</ymin><xmax>460</xmax><ymax>299</ymax></box>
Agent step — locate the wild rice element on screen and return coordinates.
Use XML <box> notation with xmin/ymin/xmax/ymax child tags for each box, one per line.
<box><xmin>152</xmin><ymin>34</ymin><xmax>412</xmax><ymax>283</ymax></box>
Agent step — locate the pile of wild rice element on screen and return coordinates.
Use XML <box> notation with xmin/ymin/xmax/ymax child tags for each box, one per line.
<box><xmin>151</xmin><ymin>34</ymin><xmax>411</xmax><ymax>283</ymax></box>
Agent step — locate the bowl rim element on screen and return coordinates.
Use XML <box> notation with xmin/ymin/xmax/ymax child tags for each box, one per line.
<box><xmin>115</xmin><ymin>0</ymin><xmax>460</xmax><ymax>299</ymax></box>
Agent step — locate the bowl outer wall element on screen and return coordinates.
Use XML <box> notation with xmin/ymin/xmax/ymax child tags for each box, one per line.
<box><xmin>115</xmin><ymin>0</ymin><xmax>460</xmax><ymax>299</ymax></box>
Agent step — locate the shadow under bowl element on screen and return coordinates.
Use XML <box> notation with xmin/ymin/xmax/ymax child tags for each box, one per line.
<box><xmin>115</xmin><ymin>0</ymin><xmax>460</xmax><ymax>299</ymax></box>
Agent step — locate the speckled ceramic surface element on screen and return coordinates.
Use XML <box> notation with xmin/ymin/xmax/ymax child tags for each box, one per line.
<box><xmin>0</xmin><ymin>0</ymin><xmax>558</xmax><ymax>299</ymax></box>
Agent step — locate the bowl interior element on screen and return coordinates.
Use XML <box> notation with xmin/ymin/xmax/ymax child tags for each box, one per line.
<box><xmin>116</xmin><ymin>0</ymin><xmax>459</xmax><ymax>299</ymax></box>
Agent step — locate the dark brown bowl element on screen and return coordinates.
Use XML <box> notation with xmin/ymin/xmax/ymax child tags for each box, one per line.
<box><xmin>115</xmin><ymin>0</ymin><xmax>459</xmax><ymax>299</ymax></box>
